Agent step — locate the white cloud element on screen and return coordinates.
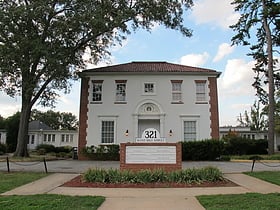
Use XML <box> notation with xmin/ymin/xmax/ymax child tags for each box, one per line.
<box><xmin>191</xmin><ymin>0</ymin><xmax>240</xmax><ymax>29</ymax></box>
<box><xmin>213</xmin><ymin>43</ymin><xmax>235</xmax><ymax>62</ymax></box>
<box><xmin>180</xmin><ymin>52</ymin><xmax>209</xmax><ymax>67</ymax></box>
<box><xmin>219</xmin><ymin>58</ymin><xmax>255</xmax><ymax>92</ymax></box>
<box><xmin>218</xmin><ymin>59</ymin><xmax>257</xmax><ymax>126</ymax></box>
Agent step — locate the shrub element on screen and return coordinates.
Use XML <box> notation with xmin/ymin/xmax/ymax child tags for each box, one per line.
<box><xmin>55</xmin><ymin>146</ymin><xmax>72</xmax><ymax>153</ymax></box>
<box><xmin>36</xmin><ymin>144</ymin><xmax>56</xmax><ymax>153</ymax></box>
<box><xmin>181</xmin><ymin>139</ymin><xmax>224</xmax><ymax>161</ymax></box>
<box><xmin>82</xmin><ymin>144</ymin><xmax>120</xmax><ymax>161</ymax></box>
<box><xmin>82</xmin><ymin>166</ymin><xmax>223</xmax><ymax>184</ymax></box>
<box><xmin>224</xmin><ymin>137</ymin><xmax>267</xmax><ymax>155</ymax></box>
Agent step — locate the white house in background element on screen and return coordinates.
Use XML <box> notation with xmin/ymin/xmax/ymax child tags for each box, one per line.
<box><xmin>78</xmin><ymin>61</ymin><xmax>221</xmax><ymax>156</ymax></box>
<box><xmin>27</xmin><ymin>121</ymin><xmax>78</xmax><ymax>150</ymax></box>
<box><xmin>220</xmin><ymin>126</ymin><xmax>279</xmax><ymax>152</ymax></box>
<box><xmin>0</xmin><ymin>129</ymin><xmax>7</xmax><ymax>144</ymax></box>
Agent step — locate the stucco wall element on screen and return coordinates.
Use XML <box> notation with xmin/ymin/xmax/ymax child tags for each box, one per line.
<box><xmin>84</xmin><ymin>74</ymin><xmax>218</xmax><ymax>146</ymax></box>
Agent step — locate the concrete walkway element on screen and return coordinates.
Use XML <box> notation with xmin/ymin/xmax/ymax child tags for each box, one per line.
<box><xmin>2</xmin><ymin>173</ymin><xmax>280</xmax><ymax>210</ymax></box>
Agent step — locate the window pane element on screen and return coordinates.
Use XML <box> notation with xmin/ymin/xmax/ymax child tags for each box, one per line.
<box><xmin>184</xmin><ymin>121</ymin><xmax>196</xmax><ymax>141</ymax></box>
<box><xmin>92</xmin><ymin>82</ymin><xmax>102</xmax><ymax>101</ymax></box>
<box><xmin>172</xmin><ymin>82</ymin><xmax>182</xmax><ymax>101</ymax></box>
<box><xmin>196</xmin><ymin>83</ymin><xmax>206</xmax><ymax>101</ymax></box>
<box><xmin>116</xmin><ymin>83</ymin><xmax>126</xmax><ymax>101</ymax></box>
<box><xmin>101</xmin><ymin>121</ymin><xmax>114</xmax><ymax>143</ymax></box>
<box><xmin>144</xmin><ymin>83</ymin><xmax>154</xmax><ymax>93</ymax></box>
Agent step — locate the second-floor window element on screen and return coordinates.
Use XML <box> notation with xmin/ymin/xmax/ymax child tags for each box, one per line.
<box><xmin>171</xmin><ymin>80</ymin><xmax>182</xmax><ymax>102</ymax></box>
<box><xmin>143</xmin><ymin>82</ymin><xmax>155</xmax><ymax>94</ymax></box>
<box><xmin>115</xmin><ymin>80</ymin><xmax>127</xmax><ymax>102</ymax></box>
<box><xmin>195</xmin><ymin>80</ymin><xmax>206</xmax><ymax>102</ymax></box>
<box><xmin>92</xmin><ymin>80</ymin><xmax>103</xmax><ymax>102</ymax></box>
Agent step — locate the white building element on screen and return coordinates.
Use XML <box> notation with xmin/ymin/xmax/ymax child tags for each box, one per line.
<box><xmin>78</xmin><ymin>62</ymin><xmax>221</xmax><ymax>157</ymax></box>
<box><xmin>27</xmin><ymin>121</ymin><xmax>78</xmax><ymax>150</ymax></box>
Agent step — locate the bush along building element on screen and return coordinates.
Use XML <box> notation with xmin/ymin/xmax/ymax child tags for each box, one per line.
<box><xmin>78</xmin><ymin>61</ymin><xmax>221</xmax><ymax>159</ymax></box>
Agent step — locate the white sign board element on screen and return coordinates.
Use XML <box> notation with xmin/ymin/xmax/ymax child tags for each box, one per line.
<box><xmin>135</xmin><ymin>128</ymin><xmax>166</xmax><ymax>143</ymax></box>
<box><xmin>126</xmin><ymin>145</ymin><xmax>176</xmax><ymax>164</ymax></box>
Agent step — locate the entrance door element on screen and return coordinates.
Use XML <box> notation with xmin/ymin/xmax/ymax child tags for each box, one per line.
<box><xmin>138</xmin><ymin>119</ymin><xmax>160</xmax><ymax>137</ymax></box>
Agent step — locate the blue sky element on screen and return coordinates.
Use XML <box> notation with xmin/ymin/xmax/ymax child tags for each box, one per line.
<box><xmin>0</xmin><ymin>0</ymin><xmax>259</xmax><ymax>126</ymax></box>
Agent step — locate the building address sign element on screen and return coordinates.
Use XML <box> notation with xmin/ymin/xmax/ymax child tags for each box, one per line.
<box><xmin>135</xmin><ymin>128</ymin><xmax>166</xmax><ymax>143</ymax></box>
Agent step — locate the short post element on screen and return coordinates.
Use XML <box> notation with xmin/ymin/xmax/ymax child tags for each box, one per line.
<box><xmin>251</xmin><ymin>159</ymin><xmax>256</xmax><ymax>172</ymax></box>
<box><xmin>43</xmin><ymin>157</ymin><xmax>48</xmax><ymax>173</ymax></box>
<box><xmin>6</xmin><ymin>156</ymin><xmax>10</xmax><ymax>173</ymax></box>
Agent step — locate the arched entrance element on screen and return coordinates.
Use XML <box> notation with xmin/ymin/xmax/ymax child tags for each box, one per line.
<box><xmin>133</xmin><ymin>100</ymin><xmax>165</xmax><ymax>140</ymax></box>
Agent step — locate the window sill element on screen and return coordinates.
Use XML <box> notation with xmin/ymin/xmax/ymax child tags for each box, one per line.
<box><xmin>114</xmin><ymin>101</ymin><xmax>127</xmax><ymax>104</ymax></box>
<box><xmin>171</xmin><ymin>101</ymin><xmax>184</xmax><ymax>104</ymax></box>
<box><xmin>195</xmin><ymin>101</ymin><xmax>208</xmax><ymax>104</ymax></box>
<box><xmin>90</xmin><ymin>101</ymin><xmax>103</xmax><ymax>104</ymax></box>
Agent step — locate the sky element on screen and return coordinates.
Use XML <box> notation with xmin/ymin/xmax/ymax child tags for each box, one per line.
<box><xmin>0</xmin><ymin>0</ymin><xmax>260</xmax><ymax>126</ymax></box>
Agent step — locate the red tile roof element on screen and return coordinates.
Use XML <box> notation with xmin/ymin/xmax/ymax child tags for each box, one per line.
<box><xmin>80</xmin><ymin>61</ymin><xmax>220</xmax><ymax>76</ymax></box>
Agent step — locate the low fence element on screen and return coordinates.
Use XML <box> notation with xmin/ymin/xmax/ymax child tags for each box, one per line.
<box><xmin>1</xmin><ymin>157</ymin><xmax>48</xmax><ymax>173</ymax></box>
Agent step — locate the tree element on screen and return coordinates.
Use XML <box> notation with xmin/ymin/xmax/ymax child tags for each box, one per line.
<box><xmin>231</xmin><ymin>0</ymin><xmax>280</xmax><ymax>154</ymax></box>
<box><xmin>31</xmin><ymin>109</ymin><xmax>78</xmax><ymax>130</ymax></box>
<box><xmin>237</xmin><ymin>101</ymin><xmax>266</xmax><ymax>130</ymax></box>
<box><xmin>5</xmin><ymin>112</ymin><xmax>20</xmax><ymax>152</ymax></box>
<box><xmin>0</xmin><ymin>0</ymin><xmax>193</xmax><ymax>157</ymax></box>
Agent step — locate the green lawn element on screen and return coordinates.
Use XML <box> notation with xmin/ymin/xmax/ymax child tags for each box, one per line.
<box><xmin>197</xmin><ymin>171</ymin><xmax>280</xmax><ymax>210</ymax></box>
<box><xmin>197</xmin><ymin>193</ymin><xmax>280</xmax><ymax>210</ymax></box>
<box><xmin>0</xmin><ymin>194</ymin><xmax>105</xmax><ymax>210</ymax></box>
<box><xmin>0</xmin><ymin>172</ymin><xmax>105</xmax><ymax>209</ymax></box>
<box><xmin>0</xmin><ymin>172</ymin><xmax>49</xmax><ymax>193</ymax></box>
<box><xmin>244</xmin><ymin>171</ymin><xmax>280</xmax><ymax>186</ymax></box>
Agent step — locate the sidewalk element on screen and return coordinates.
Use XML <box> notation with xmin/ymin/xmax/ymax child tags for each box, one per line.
<box><xmin>2</xmin><ymin>172</ymin><xmax>280</xmax><ymax>210</ymax></box>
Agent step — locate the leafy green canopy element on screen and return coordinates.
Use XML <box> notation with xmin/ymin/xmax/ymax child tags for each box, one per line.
<box><xmin>231</xmin><ymin>0</ymin><xmax>280</xmax><ymax>103</ymax></box>
<box><xmin>0</xmin><ymin>0</ymin><xmax>193</xmax><ymax>107</ymax></box>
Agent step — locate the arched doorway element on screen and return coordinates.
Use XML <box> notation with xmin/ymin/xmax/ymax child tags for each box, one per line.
<box><xmin>133</xmin><ymin>101</ymin><xmax>165</xmax><ymax>140</ymax></box>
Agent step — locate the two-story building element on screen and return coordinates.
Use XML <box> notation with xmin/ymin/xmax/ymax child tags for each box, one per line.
<box><xmin>78</xmin><ymin>61</ymin><xmax>221</xmax><ymax>156</ymax></box>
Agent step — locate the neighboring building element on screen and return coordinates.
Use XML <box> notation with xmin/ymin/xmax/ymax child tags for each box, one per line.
<box><xmin>219</xmin><ymin>126</ymin><xmax>268</xmax><ymax>140</ymax></box>
<box><xmin>0</xmin><ymin>129</ymin><xmax>7</xmax><ymax>144</ymax></box>
<box><xmin>220</xmin><ymin>126</ymin><xmax>279</xmax><ymax>152</ymax></box>
<box><xmin>78</xmin><ymin>61</ymin><xmax>221</xmax><ymax>156</ymax></box>
<box><xmin>27</xmin><ymin>120</ymin><xmax>78</xmax><ymax>150</ymax></box>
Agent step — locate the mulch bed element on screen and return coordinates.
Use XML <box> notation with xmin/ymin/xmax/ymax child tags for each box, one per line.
<box><xmin>62</xmin><ymin>175</ymin><xmax>238</xmax><ymax>188</ymax></box>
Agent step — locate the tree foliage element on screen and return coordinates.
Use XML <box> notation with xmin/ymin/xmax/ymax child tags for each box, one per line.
<box><xmin>5</xmin><ymin>112</ymin><xmax>20</xmax><ymax>153</ymax></box>
<box><xmin>0</xmin><ymin>0</ymin><xmax>193</xmax><ymax>156</ymax></box>
<box><xmin>237</xmin><ymin>100</ymin><xmax>266</xmax><ymax>130</ymax></box>
<box><xmin>31</xmin><ymin>109</ymin><xmax>78</xmax><ymax>130</ymax></box>
<box><xmin>231</xmin><ymin>0</ymin><xmax>279</xmax><ymax>154</ymax></box>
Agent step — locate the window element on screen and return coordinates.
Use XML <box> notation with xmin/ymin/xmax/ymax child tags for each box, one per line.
<box><xmin>61</xmin><ymin>134</ymin><xmax>73</xmax><ymax>143</ymax></box>
<box><xmin>31</xmin><ymin>135</ymin><xmax>35</xmax><ymax>144</ymax></box>
<box><xmin>184</xmin><ymin>121</ymin><xmax>196</xmax><ymax>141</ymax></box>
<box><xmin>195</xmin><ymin>81</ymin><xmax>206</xmax><ymax>102</ymax></box>
<box><xmin>44</xmin><ymin>134</ymin><xmax>55</xmax><ymax>142</ymax></box>
<box><xmin>115</xmin><ymin>80</ymin><xmax>127</xmax><ymax>102</ymax></box>
<box><xmin>101</xmin><ymin>121</ymin><xmax>114</xmax><ymax>144</ymax></box>
<box><xmin>143</xmin><ymin>83</ymin><xmax>155</xmax><ymax>94</ymax></box>
<box><xmin>92</xmin><ymin>80</ymin><xmax>103</xmax><ymax>102</ymax></box>
<box><xmin>171</xmin><ymin>80</ymin><xmax>182</xmax><ymax>102</ymax></box>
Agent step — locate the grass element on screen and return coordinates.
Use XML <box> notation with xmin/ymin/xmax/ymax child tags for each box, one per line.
<box><xmin>0</xmin><ymin>172</ymin><xmax>49</xmax><ymax>194</ymax></box>
<box><xmin>0</xmin><ymin>194</ymin><xmax>105</xmax><ymax>210</ymax></box>
<box><xmin>244</xmin><ymin>171</ymin><xmax>280</xmax><ymax>186</ymax></box>
<box><xmin>197</xmin><ymin>171</ymin><xmax>280</xmax><ymax>209</ymax></box>
<box><xmin>0</xmin><ymin>172</ymin><xmax>105</xmax><ymax>210</ymax></box>
<box><xmin>197</xmin><ymin>193</ymin><xmax>280</xmax><ymax>210</ymax></box>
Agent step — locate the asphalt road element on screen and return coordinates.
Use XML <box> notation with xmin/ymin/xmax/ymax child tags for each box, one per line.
<box><xmin>0</xmin><ymin>159</ymin><xmax>279</xmax><ymax>173</ymax></box>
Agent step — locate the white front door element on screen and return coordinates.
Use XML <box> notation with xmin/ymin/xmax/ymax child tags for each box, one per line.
<box><xmin>138</xmin><ymin>119</ymin><xmax>160</xmax><ymax>137</ymax></box>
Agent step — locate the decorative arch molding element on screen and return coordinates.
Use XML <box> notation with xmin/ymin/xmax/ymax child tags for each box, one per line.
<box><xmin>133</xmin><ymin>100</ymin><xmax>166</xmax><ymax>139</ymax></box>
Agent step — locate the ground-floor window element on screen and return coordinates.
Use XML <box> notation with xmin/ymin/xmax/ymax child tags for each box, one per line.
<box><xmin>101</xmin><ymin>121</ymin><xmax>115</xmax><ymax>143</ymax></box>
<box><xmin>183</xmin><ymin>121</ymin><xmax>196</xmax><ymax>141</ymax></box>
<box><xmin>61</xmin><ymin>134</ymin><xmax>74</xmax><ymax>143</ymax></box>
<box><xmin>44</xmin><ymin>134</ymin><xmax>55</xmax><ymax>142</ymax></box>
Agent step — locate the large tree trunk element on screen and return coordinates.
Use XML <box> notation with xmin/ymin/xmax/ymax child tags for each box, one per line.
<box><xmin>263</xmin><ymin>0</ymin><xmax>275</xmax><ymax>155</ymax></box>
<box><xmin>14</xmin><ymin>102</ymin><xmax>32</xmax><ymax>157</ymax></box>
